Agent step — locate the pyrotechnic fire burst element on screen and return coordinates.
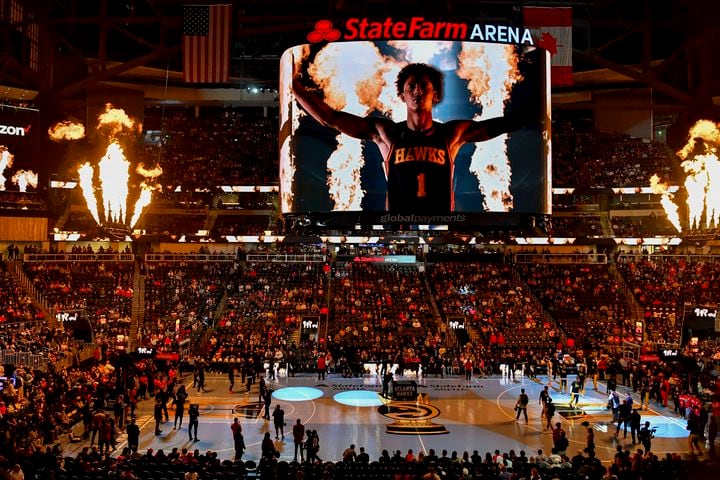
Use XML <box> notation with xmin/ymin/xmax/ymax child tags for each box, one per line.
<box><xmin>11</xmin><ymin>170</ymin><xmax>38</xmax><ymax>192</ymax></box>
<box><xmin>0</xmin><ymin>146</ymin><xmax>38</xmax><ymax>193</ymax></box>
<box><xmin>649</xmin><ymin>174</ymin><xmax>681</xmax><ymax>232</ymax></box>
<box><xmin>279</xmin><ymin>47</ymin><xmax>300</xmax><ymax>213</ymax></box>
<box><xmin>307</xmin><ymin>41</ymin><xmax>389</xmax><ymax>210</ymax></box>
<box><xmin>52</xmin><ymin>104</ymin><xmax>161</xmax><ymax>230</ymax></box>
<box><xmin>458</xmin><ymin>43</ymin><xmax>522</xmax><ymax>211</ymax></box>
<box><xmin>0</xmin><ymin>146</ymin><xmax>14</xmax><ymax>191</ymax></box>
<box><xmin>48</xmin><ymin>121</ymin><xmax>86</xmax><ymax>141</ymax></box>
<box><xmin>652</xmin><ymin>119</ymin><xmax>720</xmax><ymax>231</ymax></box>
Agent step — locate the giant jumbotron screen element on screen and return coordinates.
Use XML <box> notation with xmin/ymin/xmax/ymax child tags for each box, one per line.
<box><xmin>278</xmin><ymin>40</ymin><xmax>551</xmax><ymax>221</ymax></box>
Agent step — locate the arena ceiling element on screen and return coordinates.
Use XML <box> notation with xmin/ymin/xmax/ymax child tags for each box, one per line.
<box><xmin>1</xmin><ymin>0</ymin><xmax>718</xmax><ymax>118</ymax></box>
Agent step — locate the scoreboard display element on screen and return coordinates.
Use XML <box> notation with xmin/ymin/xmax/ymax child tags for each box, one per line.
<box><xmin>279</xmin><ymin>39</ymin><xmax>550</xmax><ymax>225</ymax></box>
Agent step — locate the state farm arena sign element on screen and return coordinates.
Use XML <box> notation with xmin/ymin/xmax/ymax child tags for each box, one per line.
<box><xmin>307</xmin><ymin>17</ymin><xmax>535</xmax><ymax>45</ymax></box>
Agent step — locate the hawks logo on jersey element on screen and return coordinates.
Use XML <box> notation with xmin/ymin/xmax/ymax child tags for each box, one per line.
<box><xmin>393</xmin><ymin>146</ymin><xmax>447</xmax><ymax>165</ymax></box>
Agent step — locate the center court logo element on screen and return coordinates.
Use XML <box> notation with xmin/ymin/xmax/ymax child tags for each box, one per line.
<box><xmin>378</xmin><ymin>402</ymin><xmax>448</xmax><ymax>435</ymax></box>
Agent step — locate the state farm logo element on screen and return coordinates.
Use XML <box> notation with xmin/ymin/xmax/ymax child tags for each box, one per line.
<box><xmin>307</xmin><ymin>20</ymin><xmax>341</xmax><ymax>43</ymax></box>
<box><xmin>0</xmin><ymin>124</ymin><xmax>30</xmax><ymax>137</ymax></box>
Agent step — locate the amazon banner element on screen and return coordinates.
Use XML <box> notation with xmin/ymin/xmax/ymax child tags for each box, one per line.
<box><xmin>279</xmin><ymin>40</ymin><xmax>551</xmax><ymax>220</ymax></box>
<box><xmin>0</xmin><ymin>104</ymin><xmax>40</xmax><ymax>193</ymax></box>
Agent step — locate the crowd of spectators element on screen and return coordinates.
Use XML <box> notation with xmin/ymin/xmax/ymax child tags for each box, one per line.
<box><xmin>204</xmin><ymin>261</ymin><xmax>327</xmax><ymax>376</ymax></box>
<box><xmin>549</xmin><ymin>215</ymin><xmax>605</xmax><ymax>238</ymax></box>
<box><xmin>611</xmin><ymin>215</ymin><xmax>679</xmax><ymax>237</ymax></box>
<box><xmin>139</xmin><ymin>111</ymin><xmax>681</xmax><ymax>193</ymax></box>
<box><xmin>552</xmin><ymin>121</ymin><xmax>676</xmax><ymax>188</ymax></box>
<box><xmin>22</xmin><ymin>258</ymin><xmax>135</xmax><ymax>346</ymax></box>
<box><xmin>211</xmin><ymin>215</ymin><xmax>271</xmax><ymax>236</ymax></box>
<box><xmin>0</xmin><ymin>191</ymin><xmax>46</xmax><ymax>211</ymax></box>
<box><xmin>616</xmin><ymin>255</ymin><xmax>720</xmax><ymax>345</ymax></box>
<box><xmin>2</xmin><ymin>99</ymin><xmax>719</xmax><ymax>478</ymax></box>
<box><xmin>0</xmin><ymin>245</ymin><xmax>718</xmax><ymax>479</ymax></box>
<box><xmin>0</xmin><ymin>262</ymin><xmax>41</xmax><ymax>325</ymax></box>
<box><xmin>139</xmin><ymin>213</ymin><xmax>207</xmax><ymax>236</ymax></box>
<box><xmin>331</xmin><ymin>262</ymin><xmax>436</xmax><ymax>348</ymax></box>
<box><xmin>428</xmin><ymin>262</ymin><xmax>552</xmax><ymax>349</ymax></box>
<box><xmin>138</xmin><ymin>106</ymin><xmax>278</xmax><ymax>190</ymax></box>
<box><xmin>141</xmin><ymin>261</ymin><xmax>233</xmax><ymax>354</ymax></box>
<box><xmin>516</xmin><ymin>263</ymin><xmax>633</xmax><ymax>349</ymax></box>
<box><xmin>43</xmin><ymin>109</ymin><xmax>713</xmax><ymax>244</ymax></box>
<box><xmin>0</xmin><ymin>442</ymin><xmax>715</xmax><ymax>480</ymax></box>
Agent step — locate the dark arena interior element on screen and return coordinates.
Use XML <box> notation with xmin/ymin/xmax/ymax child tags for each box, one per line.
<box><xmin>1</xmin><ymin>1</ymin><xmax>720</xmax><ymax>479</ymax></box>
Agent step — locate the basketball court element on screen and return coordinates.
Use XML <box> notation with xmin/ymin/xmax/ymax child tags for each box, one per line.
<box><xmin>63</xmin><ymin>372</ymin><xmax>695</xmax><ymax>463</ymax></box>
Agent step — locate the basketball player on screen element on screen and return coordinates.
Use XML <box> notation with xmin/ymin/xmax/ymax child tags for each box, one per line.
<box><xmin>292</xmin><ymin>60</ymin><xmax>538</xmax><ymax>212</ymax></box>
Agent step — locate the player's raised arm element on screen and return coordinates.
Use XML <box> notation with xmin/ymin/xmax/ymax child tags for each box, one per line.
<box><xmin>452</xmin><ymin>111</ymin><xmax>533</xmax><ymax>145</ymax></box>
<box><xmin>291</xmin><ymin>64</ymin><xmax>382</xmax><ymax>142</ymax></box>
<box><xmin>450</xmin><ymin>95</ymin><xmax>541</xmax><ymax>146</ymax></box>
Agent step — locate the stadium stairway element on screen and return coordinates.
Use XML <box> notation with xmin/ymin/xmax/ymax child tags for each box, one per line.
<box><xmin>606</xmin><ymin>261</ymin><xmax>644</xmax><ymax>327</ymax></box>
<box><xmin>204</xmin><ymin>209</ymin><xmax>219</xmax><ymax>233</ymax></box>
<box><xmin>8</xmin><ymin>259</ymin><xmax>58</xmax><ymax>329</ymax></box>
<box><xmin>511</xmin><ymin>266</ymin><xmax>563</xmax><ymax>343</ymax></box>
<box><xmin>287</xmin><ymin>326</ymin><xmax>301</xmax><ymax>347</ymax></box>
<box><xmin>129</xmin><ymin>260</ymin><xmax>146</xmax><ymax>349</ymax></box>
<box><xmin>421</xmin><ymin>264</ymin><xmax>456</xmax><ymax>347</ymax></box>
<box><xmin>599</xmin><ymin>212</ymin><xmax>614</xmax><ymax>237</ymax></box>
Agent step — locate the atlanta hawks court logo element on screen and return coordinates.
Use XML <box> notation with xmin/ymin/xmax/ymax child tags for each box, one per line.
<box><xmin>378</xmin><ymin>402</ymin><xmax>448</xmax><ymax>435</ymax></box>
<box><xmin>307</xmin><ymin>20</ymin><xmax>341</xmax><ymax>43</ymax></box>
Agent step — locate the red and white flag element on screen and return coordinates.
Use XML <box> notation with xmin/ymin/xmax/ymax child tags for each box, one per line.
<box><xmin>523</xmin><ymin>6</ymin><xmax>573</xmax><ymax>86</ymax></box>
<box><xmin>182</xmin><ymin>4</ymin><xmax>232</xmax><ymax>83</ymax></box>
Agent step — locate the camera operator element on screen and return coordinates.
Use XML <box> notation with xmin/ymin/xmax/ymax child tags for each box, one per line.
<box><xmin>638</xmin><ymin>421</ymin><xmax>655</xmax><ymax>453</ymax></box>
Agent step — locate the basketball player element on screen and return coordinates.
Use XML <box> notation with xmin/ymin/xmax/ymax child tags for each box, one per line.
<box><xmin>292</xmin><ymin>61</ymin><xmax>538</xmax><ymax>212</ymax></box>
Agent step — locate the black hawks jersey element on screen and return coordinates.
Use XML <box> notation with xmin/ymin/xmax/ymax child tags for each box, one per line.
<box><xmin>386</xmin><ymin>122</ymin><xmax>452</xmax><ymax>212</ymax></box>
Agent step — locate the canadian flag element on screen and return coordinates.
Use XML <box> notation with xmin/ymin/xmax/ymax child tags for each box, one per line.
<box><xmin>523</xmin><ymin>6</ymin><xmax>573</xmax><ymax>86</ymax></box>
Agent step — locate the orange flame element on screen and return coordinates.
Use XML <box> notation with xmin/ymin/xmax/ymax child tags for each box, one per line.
<box><xmin>675</xmin><ymin>119</ymin><xmax>720</xmax><ymax>229</ymax></box>
<box><xmin>48</xmin><ymin>121</ymin><xmax>86</xmax><ymax>141</ymax></box>
<box><xmin>75</xmin><ymin>105</ymin><xmax>159</xmax><ymax>228</ymax></box>
<box><xmin>705</xmin><ymin>153</ymin><xmax>720</xmax><ymax>228</ymax></box>
<box><xmin>308</xmin><ymin>42</ymin><xmax>388</xmax><ymax>209</ymax></box>
<box><xmin>676</xmin><ymin>120</ymin><xmax>720</xmax><ymax>160</ymax></box>
<box><xmin>129</xmin><ymin>164</ymin><xmax>162</xmax><ymax>227</ymax></box>
<box><xmin>280</xmin><ymin>46</ymin><xmax>303</xmax><ymax>212</ymax></box>
<box><xmin>327</xmin><ymin>136</ymin><xmax>365</xmax><ymax>210</ymax></box>
<box><xmin>459</xmin><ymin>44</ymin><xmax>521</xmax><ymax>211</ymax></box>
<box><xmin>129</xmin><ymin>183</ymin><xmax>155</xmax><ymax>228</ymax></box>
<box><xmin>682</xmin><ymin>155</ymin><xmax>709</xmax><ymax>229</ymax></box>
<box><xmin>0</xmin><ymin>146</ymin><xmax>14</xmax><ymax>191</ymax></box>
<box><xmin>78</xmin><ymin>162</ymin><xmax>100</xmax><ymax>224</ymax></box>
<box><xmin>97</xmin><ymin>103</ymin><xmax>141</xmax><ymax>137</ymax></box>
<box><xmin>136</xmin><ymin>163</ymin><xmax>163</xmax><ymax>178</ymax></box>
<box><xmin>98</xmin><ymin>141</ymin><xmax>130</xmax><ymax>224</ymax></box>
<box><xmin>11</xmin><ymin>170</ymin><xmax>38</xmax><ymax>192</ymax></box>
<box><xmin>649</xmin><ymin>174</ymin><xmax>681</xmax><ymax>232</ymax></box>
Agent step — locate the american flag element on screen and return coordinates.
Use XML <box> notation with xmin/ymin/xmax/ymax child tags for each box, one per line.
<box><xmin>182</xmin><ymin>4</ymin><xmax>232</xmax><ymax>83</ymax></box>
